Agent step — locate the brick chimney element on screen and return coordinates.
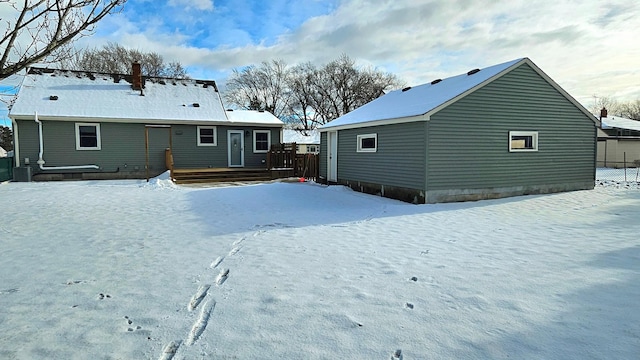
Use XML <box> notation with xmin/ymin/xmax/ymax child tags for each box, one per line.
<box><xmin>132</xmin><ymin>62</ymin><xmax>142</xmax><ymax>91</ymax></box>
<box><xmin>600</xmin><ymin>107</ymin><xmax>608</xmax><ymax>120</ymax></box>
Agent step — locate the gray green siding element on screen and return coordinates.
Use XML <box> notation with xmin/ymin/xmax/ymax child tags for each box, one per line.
<box><xmin>16</xmin><ymin>119</ymin><xmax>281</xmax><ymax>178</ymax></box>
<box><xmin>425</xmin><ymin>63</ymin><xmax>595</xmax><ymax>192</ymax></box>
<box><xmin>319</xmin><ymin>62</ymin><xmax>596</xmax><ymax>203</ymax></box>
<box><xmin>335</xmin><ymin>122</ymin><xmax>426</xmax><ymax>189</ymax></box>
<box><xmin>319</xmin><ymin>132</ymin><xmax>327</xmax><ymax>179</ymax></box>
<box><xmin>171</xmin><ymin>125</ymin><xmax>279</xmax><ymax>168</ymax></box>
<box><xmin>16</xmin><ymin>120</ymin><xmax>162</xmax><ymax>175</ymax></box>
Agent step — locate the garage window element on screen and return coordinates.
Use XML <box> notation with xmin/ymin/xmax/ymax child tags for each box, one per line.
<box><xmin>357</xmin><ymin>133</ymin><xmax>377</xmax><ymax>152</ymax></box>
<box><xmin>509</xmin><ymin>131</ymin><xmax>538</xmax><ymax>152</ymax></box>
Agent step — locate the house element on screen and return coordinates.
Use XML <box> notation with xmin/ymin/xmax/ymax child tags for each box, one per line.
<box><xmin>0</xmin><ymin>146</ymin><xmax>6</xmax><ymax>158</ymax></box>
<box><xmin>8</xmin><ymin>64</ymin><xmax>283</xmax><ymax>181</ymax></box>
<box><xmin>282</xmin><ymin>129</ymin><xmax>320</xmax><ymax>154</ymax></box>
<box><xmin>319</xmin><ymin>58</ymin><xmax>597</xmax><ymax>204</ymax></box>
<box><xmin>596</xmin><ymin>108</ymin><xmax>640</xmax><ymax>168</ymax></box>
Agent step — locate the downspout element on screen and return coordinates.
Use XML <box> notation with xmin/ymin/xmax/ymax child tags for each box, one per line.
<box><xmin>35</xmin><ymin>112</ymin><xmax>100</xmax><ymax>171</ymax></box>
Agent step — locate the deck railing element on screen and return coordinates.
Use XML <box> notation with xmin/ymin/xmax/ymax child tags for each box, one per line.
<box><xmin>165</xmin><ymin>148</ymin><xmax>174</xmax><ymax>180</ymax></box>
<box><xmin>267</xmin><ymin>143</ymin><xmax>319</xmax><ymax>181</ymax></box>
<box><xmin>267</xmin><ymin>143</ymin><xmax>297</xmax><ymax>170</ymax></box>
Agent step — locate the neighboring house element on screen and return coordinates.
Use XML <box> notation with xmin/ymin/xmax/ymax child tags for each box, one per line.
<box><xmin>0</xmin><ymin>146</ymin><xmax>6</xmax><ymax>157</ymax></box>
<box><xmin>282</xmin><ymin>129</ymin><xmax>320</xmax><ymax>154</ymax></box>
<box><xmin>319</xmin><ymin>57</ymin><xmax>597</xmax><ymax>204</ymax></box>
<box><xmin>9</xmin><ymin>64</ymin><xmax>283</xmax><ymax>181</ymax></box>
<box><xmin>596</xmin><ymin>108</ymin><xmax>640</xmax><ymax>168</ymax></box>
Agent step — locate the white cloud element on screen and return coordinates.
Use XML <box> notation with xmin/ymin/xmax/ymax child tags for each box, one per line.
<box><xmin>38</xmin><ymin>0</ymin><xmax>640</xmax><ymax>107</ymax></box>
<box><xmin>168</xmin><ymin>0</ymin><xmax>214</xmax><ymax>11</ymax></box>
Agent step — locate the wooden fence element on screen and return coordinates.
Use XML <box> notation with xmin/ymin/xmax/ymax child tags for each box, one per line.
<box><xmin>267</xmin><ymin>143</ymin><xmax>319</xmax><ymax>181</ymax></box>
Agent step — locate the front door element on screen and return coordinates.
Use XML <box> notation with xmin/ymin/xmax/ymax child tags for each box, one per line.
<box><xmin>327</xmin><ymin>131</ymin><xmax>337</xmax><ymax>182</ymax></box>
<box><xmin>228</xmin><ymin>130</ymin><xmax>244</xmax><ymax>167</ymax></box>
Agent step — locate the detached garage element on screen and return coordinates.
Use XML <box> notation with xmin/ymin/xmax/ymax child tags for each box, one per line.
<box><xmin>319</xmin><ymin>58</ymin><xmax>597</xmax><ymax>203</ymax></box>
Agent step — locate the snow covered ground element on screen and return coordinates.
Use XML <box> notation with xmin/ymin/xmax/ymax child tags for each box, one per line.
<box><xmin>1</xmin><ymin>171</ymin><xmax>639</xmax><ymax>359</ymax></box>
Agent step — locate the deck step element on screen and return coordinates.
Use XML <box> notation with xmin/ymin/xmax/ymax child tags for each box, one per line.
<box><xmin>171</xmin><ymin>168</ymin><xmax>288</xmax><ymax>184</ymax></box>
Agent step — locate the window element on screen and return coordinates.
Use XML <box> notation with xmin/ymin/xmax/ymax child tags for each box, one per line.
<box><xmin>197</xmin><ymin>126</ymin><xmax>217</xmax><ymax>146</ymax></box>
<box><xmin>509</xmin><ymin>131</ymin><xmax>538</xmax><ymax>152</ymax></box>
<box><xmin>307</xmin><ymin>145</ymin><xmax>318</xmax><ymax>153</ymax></box>
<box><xmin>75</xmin><ymin>123</ymin><xmax>101</xmax><ymax>150</ymax></box>
<box><xmin>357</xmin><ymin>133</ymin><xmax>377</xmax><ymax>152</ymax></box>
<box><xmin>253</xmin><ymin>130</ymin><xmax>271</xmax><ymax>153</ymax></box>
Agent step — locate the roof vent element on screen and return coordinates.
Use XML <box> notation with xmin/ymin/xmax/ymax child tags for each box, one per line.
<box><xmin>467</xmin><ymin>68</ymin><xmax>480</xmax><ymax>75</ymax></box>
<box><xmin>193</xmin><ymin>103</ymin><xmax>200</xmax><ymax>107</ymax></box>
<box><xmin>402</xmin><ymin>86</ymin><xmax>412</xmax><ymax>92</ymax></box>
<box><xmin>226</xmin><ymin>109</ymin><xmax>234</xmax><ymax>111</ymax></box>
<box><xmin>430</xmin><ymin>79</ymin><xmax>442</xmax><ymax>85</ymax></box>
<box><xmin>258</xmin><ymin>110</ymin><xmax>264</xmax><ymax>112</ymax></box>
<box><xmin>49</xmin><ymin>95</ymin><xmax>58</xmax><ymax>101</ymax></box>
<box><xmin>158</xmin><ymin>80</ymin><xmax>166</xmax><ymax>85</ymax></box>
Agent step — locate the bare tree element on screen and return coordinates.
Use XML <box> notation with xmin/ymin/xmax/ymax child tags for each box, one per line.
<box><xmin>224</xmin><ymin>59</ymin><xmax>291</xmax><ymax>118</ymax></box>
<box><xmin>288</xmin><ymin>54</ymin><xmax>403</xmax><ymax>128</ymax></box>
<box><xmin>619</xmin><ymin>99</ymin><xmax>640</xmax><ymax>121</ymax></box>
<box><xmin>591</xmin><ymin>95</ymin><xmax>620</xmax><ymax>117</ymax></box>
<box><xmin>0</xmin><ymin>0</ymin><xmax>126</xmax><ymax>79</ymax></box>
<box><xmin>224</xmin><ymin>55</ymin><xmax>403</xmax><ymax>129</ymax></box>
<box><xmin>63</xmin><ymin>42</ymin><xmax>188</xmax><ymax>78</ymax></box>
<box><xmin>286</xmin><ymin>62</ymin><xmax>324</xmax><ymax>131</ymax></box>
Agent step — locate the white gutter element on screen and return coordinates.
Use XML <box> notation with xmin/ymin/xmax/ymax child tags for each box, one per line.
<box><xmin>35</xmin><ymin>112</ymin><xmax>100</xmax><ymax>171</ymax></box>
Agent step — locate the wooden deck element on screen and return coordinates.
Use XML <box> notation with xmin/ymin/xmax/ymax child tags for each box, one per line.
<box><xmin>164</xmin><ymin>146</ymin><xmax>318</xmax><ymax>185</ymax></box>
<box><xmin>171</xmin><ymin>167</ymin><xmax>294</xmax><ymax>184</ymax></box>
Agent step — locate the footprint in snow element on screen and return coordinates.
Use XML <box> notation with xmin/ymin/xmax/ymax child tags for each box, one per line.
<box><xmin>391</xmin><ymin>349</ymin><xmax>403</xmax><ymax>360</ymax></box>
<box><xmin>210</xmin><ymin>256</ymin><xmax>224</xmax><ymax>269</ymax></box>
<box><xmin>158</xmin><ymin>340</ymin><xmax>182</xmax><ymax>360</ymax></box>
<box><xmin>188</xmin><ymin>284</ymin><xmax>211</xmax><ymax>311</ymax></box>
<box><xmin>124</xmin><ymin>316</ymin><xmax>142</xmax><ymax>332</ymax></box>
<box><xmin>228</xmin><ymin>246</ymin><xmax>242</xmax><ymax>256</ymax></box>
<box><xmin>216</xmin><ymin>269</ymin><xmax>229</xmax><ymax>286</ymax></box>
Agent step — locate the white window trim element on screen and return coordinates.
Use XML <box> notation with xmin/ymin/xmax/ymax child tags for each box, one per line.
<box><xmin>253</xmin><ymin>130</ymin><xmax>271</xmax><ymax>153</ymax></box>
<box><xmin>357</xmin><ymin>133</ymin><xmax>377</xmax><ymax>152</ymax></box>
<box><xmin>509</xmin><ymin>131</ymin><xmax>538</xmax><ymax>152</ymax></box>
<box><xmin>75</xmin><ymin>123</ymin><xmax>101</xmax><ymax>150</ymax></box>
<box><xmin>197</xmin><ymin>126</ymin><xmax>217</xmax><ymax>146</ymax></box>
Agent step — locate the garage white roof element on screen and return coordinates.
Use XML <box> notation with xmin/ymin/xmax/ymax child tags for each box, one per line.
<box><xmin>320</xmin><ymin>57</ymin><xmax>594</xmax><ymax>131</ymax></box>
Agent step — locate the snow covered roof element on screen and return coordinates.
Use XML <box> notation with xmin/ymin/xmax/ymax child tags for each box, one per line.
<box><xmin>600</xmin><ymin>115</ymin><xmax>640</xmax><ymax>132</ymax></box>
<box><xmin>0</xmin><ymin>146</ymin><xmax>6</xmax><ymax>157</ymax></box>
<box><xmin>9</xmin><ymin>68</ymin><xmax>281</xmax><ymax>127</ymax></box>
<box><xmin>320</xmin><ymin>57</ymin><xmax>594</xmax><ymax>131</ymax></box>
<box><xmin>282</xmin><ymin>129</ymin><xmax>320</xmax><ymax>144</ymax></box>
<box><xmin>225</xmin><ymin>109</ymin><xmax>283</xmax><ymax>126</ymax></box>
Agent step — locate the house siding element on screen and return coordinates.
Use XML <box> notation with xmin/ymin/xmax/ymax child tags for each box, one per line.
<box><xmin>336</xmin><ymin>122</ymin><xmax>426</xmax><ymax>190</ymax></box>
<box><xmin>16</xmin><ymin>120</ymin><xmax>163</xmax><ymax>177</ymax></box>
<box><xmin>319</xmin><ymin>132</ymin><xmax>327</xmax><ymax>179</ymax></box>
<box><xmin>172</xmin><ymin>125</ymin><xmax>278</xmax><ymax>168</ymax></box>
<box><xmin>16</xmin><ymin>120</ymin><xmax>281</xmax><ymax>180</ymax></box>
<box><xmin>425</xmin><ymin>64</ymin><xmax>595</xmax><ymax>197</ymax></box>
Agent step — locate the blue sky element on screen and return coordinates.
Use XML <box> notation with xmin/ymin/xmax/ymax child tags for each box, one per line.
<box><xmin>2</xmin><ymin>0</ymin><xmax>640</xmax><ymax>126</ymax></box>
